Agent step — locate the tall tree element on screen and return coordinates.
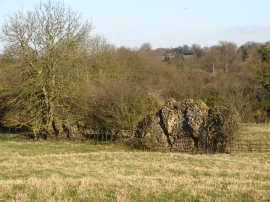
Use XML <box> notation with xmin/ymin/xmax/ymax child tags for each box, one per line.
<box><xmin>258</xmin><ymin>44</ymin><xmax>270</xmax><ymax>92</ymax></box>
<box><xmin>217</xmin><ymin>41</ymin><xmax>238</xmax><ymax>73</ymax></box>
<box><xmin>139</xmin><ymin>42</ymin><xmax>152</xmax><ymax>52</ymax></box>
<box><xmin>0</xmin><ymin>1</ymin><xmax>91</xmax><ymax>137</ymax></box>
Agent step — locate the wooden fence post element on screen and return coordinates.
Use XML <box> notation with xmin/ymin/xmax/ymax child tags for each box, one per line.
<box><xmin>247</xmin><ymin>140</ymin><xmax>251</xmax><ymax>152</ymax></box>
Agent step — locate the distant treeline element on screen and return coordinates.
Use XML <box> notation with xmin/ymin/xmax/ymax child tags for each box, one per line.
<box><xmin>0</xmin><ymin>1</ymin><xmax>269</xmax><ymax>139</ymax></box>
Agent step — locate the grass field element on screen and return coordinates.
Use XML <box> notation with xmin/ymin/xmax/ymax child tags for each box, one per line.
<box><xmin>237</xmin><ymin>124</ymin><xmax>270</xmax><ymax>141</ymax></box>
<box><xmin>0</xmin><ymin>124</ymin><xmax>269</xmax><ymax>202</ymax></box>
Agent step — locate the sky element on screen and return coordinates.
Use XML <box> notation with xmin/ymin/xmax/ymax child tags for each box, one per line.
<box><xmin>0</xmin><ymin>0</ymin><xmax>270</xmax><ymax>50</ymax></box>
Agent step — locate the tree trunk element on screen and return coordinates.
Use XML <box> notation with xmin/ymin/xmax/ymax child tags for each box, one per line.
<box><xmin>42</xmin><ymin>82</ymin><xmax>56</xmax><ymax>137</ymax></box>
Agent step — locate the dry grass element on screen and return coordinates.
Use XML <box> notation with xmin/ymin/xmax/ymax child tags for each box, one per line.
<box><xmin>0</xmin><ymin>124</ymin><xmax>269</xmax><ymax>201</ymax></box>
<box><xmin>237</xmin><ymin>123</ymin><xmax>270</xmax><ymax>141</ymax></box>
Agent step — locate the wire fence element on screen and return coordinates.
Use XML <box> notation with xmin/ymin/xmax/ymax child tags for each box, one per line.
<box><xmin>228</xmin><ymin>140</ymin><xmax>270</xmax><ymax>153</ymax></box>
<box><xmin>87</xmin><ymin>135</ymin><xmax>270</xmax><ymax>153</ymax></box>
<box><xmin>1</xmin><ymin>128</ymin><xmax>270</xmax><ymax>153</ymax></box>
<box><xmin>173</xmin><ymin>139</ymin><xmax>270</xmax><ymax>153</ymax></box>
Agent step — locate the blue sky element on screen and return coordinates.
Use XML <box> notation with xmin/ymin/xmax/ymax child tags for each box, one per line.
<box><xmin>0</xmin><ymin>0</ymin><xmax>270</xmax><ymax>49</ymax></box>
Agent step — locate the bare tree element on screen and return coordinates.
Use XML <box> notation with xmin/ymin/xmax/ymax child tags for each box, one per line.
<box><xmin>0</xmin><ymin>1</ymin><xmax>92</xmax><ymax>138</ymax></box>
<box><xmin>139</xmin><ymin>42</ymin><xmax>152</xmax><ymax>52</ymax></box>
<box><xmin>217</xmin><ymin>41</ymin><xmax>238</xmax><ymax>73</ymax></box>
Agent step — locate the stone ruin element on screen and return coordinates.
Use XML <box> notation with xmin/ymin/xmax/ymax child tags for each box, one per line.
<box><xmin>134</xmin><ymin>99</ymin><xmax>240</xmax><ymax>153</ymax></box>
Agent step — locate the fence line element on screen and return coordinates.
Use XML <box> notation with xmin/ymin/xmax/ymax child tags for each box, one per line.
<box><xmin>1</xmin><ymin>129</ymin><xmax>270</xmax><ymax>153</ymax></box>
<box><xmin>81</xmin><ymin>134</ymin><xmax>270</xmax><ymax>153</ymax></box>
<box><xmin>228</xmin><ymin>139</ymin><xmax>270</xmax><ymax>152</ymax></box>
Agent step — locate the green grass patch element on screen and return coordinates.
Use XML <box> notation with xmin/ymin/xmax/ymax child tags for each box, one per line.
<box><xmin>231</xmin><ymin>192</ymin><xmax>255</xmax><ymax>202</ymax></box>
<box><xmin>0</xmin><ymin>140</ymin><xmax>131</xmax><ymax>156</ymax></box>
<box><xmin>0</xmin><ymin>133</ymin><xmax>26</xmax><ymax>141</ymax></box>
<box><xmin>132</xmin><ymin>189</ymin><xmax>200</xmax><ymax>202</ymax></box>
<box><xmin>237</xmin><ymin>124</ymin><xmax>270</xmax><ymax>140</ymax></box>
